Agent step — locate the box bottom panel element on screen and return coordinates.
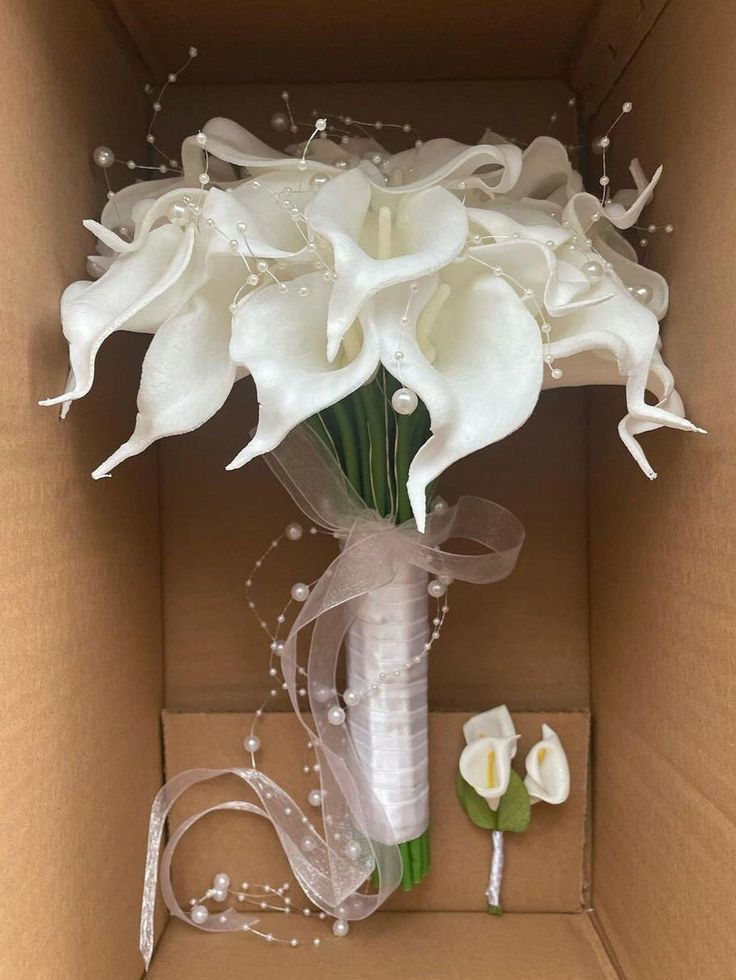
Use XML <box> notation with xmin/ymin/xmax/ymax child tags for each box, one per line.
<box><xmin>147</xmin><ymin>912</ymin><xmax>618</xmax><ymax>980</ymax></box>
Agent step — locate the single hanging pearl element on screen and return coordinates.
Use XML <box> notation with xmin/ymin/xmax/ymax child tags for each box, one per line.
<box><xmin>166</xmin><ymin>200</ymin><xmax>189</xmax><ymax>226</ymax></box>
<box><xmin>270</xmin><ymin>112</ymin><xmax>289</xmax><ymax>132</ymax></box>
<box><xmin>332</xmin><ymin>919</ymin><xmax>350</xmax><ymax>937</ymax></box>
<box><xmin>190</xmin><ymin>904</ymin><xmax>209</xmax><ymax>924</ymax></box>
<box><xmin>291</xmin><ymin>582</ymin><xmax>310</xmax><ymax>602</ymax></box>
<box><xmin>391</xmin><ymin>387</ymin><xmax>418</xmax><ymax>416</ymax></box>
<box><xmin>308</xmin><ymin>789</ymin><xmax>323</xmax><ymax>807</ymax></box>
<box><xmin>243</xmin><ymin>734</ymin><xmax>261</xmax><ymax>753</ymax></box>
<box><xmin>285</xmin><ymin>522</ymin><xmax>303</xmax><ymax>541</ymax></box>
<box><xmin>629</xmin><ymin>284</ymin><xmax>653</xmax><ymax>305</ymax></box>
<box><xmin>92</xmin><ymin>145</ymin><xmax>115</xmax><ymax>168</ymax></box>
<box><xmin>327</xmin><ymin>706</ymin><xmax>346</xmax><ymax>726</ymax></box>
<box><xmin>428</xmin><ymin>580</ymin><xmax>446</xmax><ymax>598</ymax></box>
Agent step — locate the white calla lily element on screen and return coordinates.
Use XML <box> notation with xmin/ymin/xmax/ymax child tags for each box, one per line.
<box><xmin>523</xmin><ymin>724</ymin><xmax>570</xmax><ymax>806</ymax></box>
<box><xmin>305</xmin><ymin>166</ymin><xmax>468</xmax><ymax>359</ymax></box>
<box><xmin>42</xmin><ymin>113</ymin><xmax>700</xmax><ymax>535</ymax></box>
<box><xmin>462</xmin><ymin>705</ymin><xmax>517</xmax><ymax>745</ymax></box>
<box><xmin>226</xmin><ymin>272</ymin><xmax>380</xmax><ymax>469</ymax></box>
<box><xmin>459</xmin><ymin>735</ymin><xmax>520</xmax><ymax>810</ymax></box>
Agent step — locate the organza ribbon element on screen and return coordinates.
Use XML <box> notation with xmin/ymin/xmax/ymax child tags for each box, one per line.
<box><xmin>140</xmin><ymin>426</ymin><xmax>524</xmax><ymax>968</ymax></box>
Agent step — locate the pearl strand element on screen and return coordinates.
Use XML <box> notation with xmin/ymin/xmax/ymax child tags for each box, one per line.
<box><xmin>188</xmin><ymin>876</ymin><xmax>330</xmax><ymax>947</ymax></box>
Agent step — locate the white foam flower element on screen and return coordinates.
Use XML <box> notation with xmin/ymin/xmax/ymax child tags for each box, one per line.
<box><xmin>523</xmin><ymin>724</ymin><xmax>570</xmax><ymax>806</ymax></box>
<box><xmin>225</xmin><ymin>166</ymin><xmax>469</xmax><ymax>471</ymax></box>
<box><xmin>462</xmin><ymin>705</ymin><xmax>518</xmax><ymax>745</ymax></box>
<box><xmin>39</xmin><ymin>180</ymin><xmax>318</xmax><ymax>476</ymax></box>
<box><xmin>459</xmin><ymin>735</ymin><xmax>519</xmax><ymax>811</ymax></box>
<box><xmin>42</xmin><ymin>120</ymin><xmax>700</xmax><ymax>532</ymax></box>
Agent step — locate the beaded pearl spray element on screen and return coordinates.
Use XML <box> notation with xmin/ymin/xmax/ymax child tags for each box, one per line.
<box><xmin>92</xmin><ymin>46</ymin><xmax>198</xmax><ymax>233</ymax></box>
<box><xmin>217</xmin><ymin>508</ymin><xmax>453</xmax><ymax>945</ymax></box>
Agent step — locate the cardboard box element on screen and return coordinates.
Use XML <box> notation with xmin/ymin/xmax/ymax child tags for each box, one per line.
<box><xmin>2</xmin><ymin>0</ymin><xmax>734</xmax><ymax>977</ymax></box>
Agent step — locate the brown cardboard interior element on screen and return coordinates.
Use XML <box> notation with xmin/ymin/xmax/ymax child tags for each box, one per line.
<box><xmin>586</xmin><ymin>2</ymin><xmax>736</xmax><ymax>978</ymax></box>
<box><xmin>3</xmin><ymin>0</ymin><xmax>734</xmax><ymax>978</ymax></box>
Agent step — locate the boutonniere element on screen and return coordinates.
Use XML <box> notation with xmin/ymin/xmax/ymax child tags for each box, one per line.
<box><xmin>456</xmin><ymin>706</ymin><xmax>570</xmax><ymax>914</ymax></box>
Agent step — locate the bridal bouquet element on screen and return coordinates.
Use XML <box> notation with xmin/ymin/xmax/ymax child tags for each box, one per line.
<box><xmin>41</xmin><ymin>93</ymin><xmax>700</xmax><ymax>950</ymax></box>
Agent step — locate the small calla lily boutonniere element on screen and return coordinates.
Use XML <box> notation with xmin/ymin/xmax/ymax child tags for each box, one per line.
<box><xmin>456</xmin><ymin>706</ymin><xmax>570</xmax><ymax>914</ymax></box>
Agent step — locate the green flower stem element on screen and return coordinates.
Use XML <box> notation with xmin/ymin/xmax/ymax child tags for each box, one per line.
<box><xmin>360</xmin><ymin>383</ymin><xmax>388</xmax><ymax>516</ymax></box>
<box><xmin>349</xmin><ymin>392</ymin><xmax>373</xmax><ymax>508</ymax></box>
<box><xmin>330</xmin><ymin>399</ymin><xmax>361</xmax><ymax>495</ymax></box>
<box><xmin>395</xmin><ymin>414</ymin><xmax>414</xmax><ymax>524</ymax></box>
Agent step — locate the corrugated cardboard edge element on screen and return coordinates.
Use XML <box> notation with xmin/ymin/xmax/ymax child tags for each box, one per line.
<box><xmin>569</xmin><ymin>0</ymin><xmax>671</xmax><ymax>117</ymax></box>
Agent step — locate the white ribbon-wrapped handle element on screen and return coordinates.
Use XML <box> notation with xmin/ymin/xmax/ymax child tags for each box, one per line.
<box><xmin>345</xmin><ymin>563</ymin><xmax>430</xmax><ymax>844</ymax></box>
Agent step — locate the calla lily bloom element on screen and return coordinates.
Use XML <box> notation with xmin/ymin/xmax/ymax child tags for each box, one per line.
<box><xmin>462</xmin><ymin>704</ymin><xmax>518</xmax><ymax>745</ymax></box>
<box><xmin>41</xmin><ymin>117</ymin><xmax>700</xmax><ymax>534</ymax></box>
<box><xmin>523</xmin><ymin>724</ymin><xmax>570</xmax><ymax>806</ymax></box>
<box><xmin>459</xmin><ymin>734</ymin><xmax>520</xmax><ymax>811</ymax></box>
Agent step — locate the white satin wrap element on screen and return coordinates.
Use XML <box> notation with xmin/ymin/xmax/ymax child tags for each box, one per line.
<box><xmin>345</xmin><ymin>563</ymin><xmax>430</xmax><ymax>844</ymax></box>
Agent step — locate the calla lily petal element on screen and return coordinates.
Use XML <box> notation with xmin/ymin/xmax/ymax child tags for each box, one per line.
<box><xmin>376</xmin><ymin>139</ymin><xmax>522</xmax><ymax>198</ymax></box>
<box><xmin>459</xmin><ymin>735</ymin><xmax>519</xmax><ymax>810</ymax></box>
<box><xmin>463</xmin><ymin>705</ymin><xmax>517</xmax><ymax>746</ymax></box>
<box><xmin>547</xmin><ymin>286</ymin><xmax>703</xmax><ymax>478</ymax></box>
<box><xmin>523</xmin><ymin>724</ymin><xmax>570</xmax><ymax>805</ymax></box>
<box><xmin>366</xmin><ymin>263</ymin><xmax>542</xmax><ymax>531</ymax></box>
<box><xmin>40</xmin><ymin>223</ymin><xmax>195</xmax><ymax>407</ymax></box>
<box><xmin>91</xmin><ymin>273</ymin><xmax>241</xmax><ymax>479</ymax></box>
<box><xmin>226</xmin><ymin>272</ymin><xmax>379</xmax><ymax>468</ymax></box>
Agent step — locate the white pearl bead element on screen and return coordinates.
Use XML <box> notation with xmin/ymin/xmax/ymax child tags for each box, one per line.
<box><xmin>310</xmin><ymin>173</ymin><xmax>329</xmax><ymax>189</ymax></box>
<box><xmin>438</xmin><ymin>572</ymin><xmax>454</xmax><ymax>586</ymax></box>
<box><xmin>244</xmin><ymin>734</ymin><xmax>261</xmax><ymax>753</ymax></box>
<box><xmin>431</xmin><ymin>496</ymin><xmax>448</xmax><ymax>514</ymax></box>
<box><xmin>273</xmin><ymin>641</ymin><xmax>285</xmax><ymax>655</ymax></box>
<box><xmin>195</xmin><ymin>132</ymin><xmax>207</xmax><ymax>146</ymax></box>
<box><xmin>428</xmin><ymin>580</ymin><xmax>446</xmax><ymax>598</ymax></box>
<box><xmin>291</xmin><ymin>582</ymin><xmax>310</xmax><ymax>602</ymax></box>
<box><xmin>343</xmin><ymin>688</ymin><xmax>360</xmax><ymax>706</ymax></box>
<box><xmin>303</xmin><ymin>835</ymin><xmax>316</xmax><ymax>852</ymax></box>
<box><xmin>166</xmin><ymin>200</ymin><xmax>189</xmax><ymax>226</ymax></box>
<box><xmin>213</xmin><ymin>873</ymin><xmax>230</xmax><ymax>890</ymax></box>
<box><xmin>332</xmin><ymin>919</ymin><xmax>349</xmax><ymax>937</ymax></box>
<box><xmin>308</xmin><ymin>789</ymin><xmax>323</xmax><ymax>807</ymax></box>
<box><xmin>346</xmin><ymin>841</ymin><xmax>362</xmax><ymax>860</ymax></box>
<box><xmin>391</xmin><ymin>387</ymin><xmax>418</xmax><ymax>416</ymax></box>
<box><xmin>93</xmin><ymin>145</ymin><xmax>115</xmax><ymax>168</ymax></box>
<box><xmin>327</xmin><ymin>706</ymin><xmax>346</xmax><ymax>726</ymax></box>
<box><xmin>622</xmin><ymin>101</ymin><xmax>633</xmax><ymax>113</ymax></box>
<box><xmin>190</xmin><ymin>904</ymin><xmax>209</xmax><ymax>924</ymax></box>
<box><xmin>270</xmin><ymin>112</ymin><xmax>289</xmax><ymax>132</ymax></box>
<box><xmin>285</xmin><ymin>522</ymin><xmax>303</xmax><ymax>541</ymax></box>
<box><xmin>551</xmin><ymin>367</ymin><xmax>563</xmax><ymax>380</ymax></box>
<box><xmin>212</xmin><ymin>887</ymin><xmax>227</xmax><ymax>902</ymax></box>
<box><xmin>629</xmin><ymin>284</ymin><xmax>653</xmax><ymax>305</ymax></box>
<box><xmin>313</xmin><ymin>938</ymin><xmax>321</xmax><ymax>946</ymax></box>
<box><xmin>582</xmin><ymin>260</ymin><xmax>604</xmax><ymax>284</ymax></box>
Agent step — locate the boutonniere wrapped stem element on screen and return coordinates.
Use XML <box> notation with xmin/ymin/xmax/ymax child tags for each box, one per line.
<box><xmin>456</xmin><ymin>706</ymin><xmax>570</xmax><ymax>914</ymax></box>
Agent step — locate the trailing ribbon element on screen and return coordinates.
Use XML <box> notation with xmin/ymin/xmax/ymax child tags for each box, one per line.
<box><xmin>140</xmin><ymin>426</ymin><xmax>524</xmax><ymax>969</ymax></box>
